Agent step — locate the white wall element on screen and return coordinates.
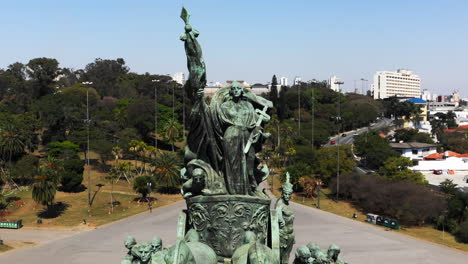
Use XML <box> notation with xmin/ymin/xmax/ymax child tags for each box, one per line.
<box><xmin>411</xmin><ymin>157</ymin><xmax>468</xmax><ymax>171</ymax></box>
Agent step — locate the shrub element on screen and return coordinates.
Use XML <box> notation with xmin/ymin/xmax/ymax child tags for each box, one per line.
<box><xmin>330</xmin><ymin>173</ymin><xmax>444</xmax><ymax>226</ymax></box>
<box><xmin>455</xmin><ymin>220</ymin><xmax>468</xmax><ymax>243</ymax></box>
<box><xmin>11</xmin><ymin>154</ymin><xmax>39</xmax><ymax>185</ymax></box>
<box><xmin>133</xmin><ymin>175</ymin><xmax>156</xmax><ymax>198</ymax></box>
<box><xmin>60</xmin><ymin>158</ymin><xmax>84</xmax><ymax>192</ymax></box>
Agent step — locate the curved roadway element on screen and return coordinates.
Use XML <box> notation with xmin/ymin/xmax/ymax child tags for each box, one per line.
<box><xmin>0</xmin><ymin>198</ymin><xmax>466</xmax><ymax>263</ymax></box>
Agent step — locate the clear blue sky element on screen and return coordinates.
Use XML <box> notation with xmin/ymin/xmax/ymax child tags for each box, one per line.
<box><xmin>1</xmin><ymin>0</ymin><xmax>467</xmax><ymax>96</ymax></box>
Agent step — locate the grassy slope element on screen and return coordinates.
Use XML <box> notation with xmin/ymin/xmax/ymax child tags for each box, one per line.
<box><xmin>271</xmin><ymin>171</ymin><xmax>468</xmax><ymax>252</ymax></box>
<box><xmin>3</xmin><ymin>158</ymin><xmax>181</xmax><ymax>228</ymax></box>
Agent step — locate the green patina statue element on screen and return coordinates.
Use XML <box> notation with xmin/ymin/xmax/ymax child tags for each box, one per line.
<box><xmin>292</xmin><ymin>243</ymin><xmax>348</xmax><ymax>264</ymax></box>
<box><xmin>121</xmin><ymin>8</ymin><xmax>348</xmax><ymax>264</ymax></box>
<box><xmin>293</xmin><ymin>246</ymin><xmax>314</xmax><ymax>264</ymax></box>
<box><xmin>180</xmin><ymin>6</ymin><xmax>272</xmax><ymax>197</ymax></box>
<box><xmin>275</xmin><ymin>172</ymin><xmax>295</xmax><ymax>264</ymax></box>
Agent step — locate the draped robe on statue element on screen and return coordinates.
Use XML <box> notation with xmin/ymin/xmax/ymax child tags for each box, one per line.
<box><xmin>217</xmin><ymin>99</ymin><xmax>257</xmax><ymax>195</ymax></box>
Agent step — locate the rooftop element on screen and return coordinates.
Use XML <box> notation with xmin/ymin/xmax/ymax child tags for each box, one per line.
<box><xmin>390</xmin><ymin>142</ymin><xmax>437</xmax><ymax>149</ymax></box>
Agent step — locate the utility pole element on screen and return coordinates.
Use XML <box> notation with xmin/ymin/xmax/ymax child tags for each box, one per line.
<box><xmin>82</xmin><ymin>81</ymin><xmax>93</xmax><ymax>214</ymax></box>
<box><xmin>311</xmin><ymin>81</ymin><xmax>315</xmax><ymax>148</ymax></box>
<box><xmin>298</xmin><ymin>82</ymin><xmax>301</xmax><ymax>136</ymax></box>
<box><xmin>151</xmin><ymin>79</ymin><xmax>159</xmax><ymax>149</ymax></box>
<box><xmin>334</xmin><ymin>81</ymin><xmax>344</xmax><ymax>201</ymax></box>
<box><xmin>182</xmin><ymin>85</ymin><xmax>186</xmax><ymax>140</ymax></box>
<box><xmin>172</xmin><ymin>82</ymin><xmax>175</xmax><ymax>120</ymax></box>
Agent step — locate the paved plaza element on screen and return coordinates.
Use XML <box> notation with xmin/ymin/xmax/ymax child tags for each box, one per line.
<box><xmin>0</xmin><ymin>200</ymin><xmax>466</xmax><ymax>263</ymax></box>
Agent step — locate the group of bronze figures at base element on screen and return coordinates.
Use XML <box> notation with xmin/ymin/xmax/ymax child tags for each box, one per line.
<box><xmin>121</xmin><ymin>233</ymin><xmax>347</xmax><ymax>264</ymax></box>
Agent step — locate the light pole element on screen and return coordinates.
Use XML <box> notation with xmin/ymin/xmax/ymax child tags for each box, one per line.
<box><xmin>334</xmin><ymin>81</ymin><xmax>344</xmax><ymax>201</ymax></box>
<box><xmin>151</xmin><ymin>79</ymin><xmax>159</xmax><ymax>149</ymax></box>
<box><xmin>182</xmin><ymin>84</ymin><xmax>186</xmax><ymax>140</ymax></box>
<box><xmin>82</xmin><ymin>81</ymin><xmax>93</xmax><ymax>213</ymax></box>
<box><xmin>147</xmin><ymin>182</ymin><xmax>153</xmax><ymax>212</ymax></box>
<box><xmin>310</xmin><ymin>81</ymin><xmax>315</xmax><ymax>148</ymax></box>
<box><xmin>172</xmin><ymin>82</ymin><xmax>175</xmax><ymax>120</ymax></box>
<box><xmin>298</xmin><ymin>82</ymin><xmax>301</xmax><ymax>136</ymax></box>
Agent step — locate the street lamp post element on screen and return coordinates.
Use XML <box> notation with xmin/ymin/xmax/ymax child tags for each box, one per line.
<box><xmin>334</xmin><ymin>81</ymin><xmax>344</xmax><ymax>201</ymax></box>
<box><xmin>82</xmin><ymin>81</ymin><xmax>93</xmax><ymax>214</ymax></box>
<box><xmin>298</xmin><ymin>82</ymin><xmax>301</xmax><ymax>136</ymax></box>
<box><xmin>147</xmin><ymin>182</ymin><xmax>153</xmax><ymax>212</ymax></box>
<box><xmin>151</xmin><ymin>80</ymin><xmax>159</xmax><ymax>149</ymax></box>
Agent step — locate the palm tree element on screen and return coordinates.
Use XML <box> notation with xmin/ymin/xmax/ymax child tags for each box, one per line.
<box><xmin>162</xmin><ymin>119</ymin><xmax>182</xmax><ymax>152</ymax></box>
<box><xmin>133</xmin><ymin>175</ymin><xmax>155</xmax><ymax>200</ymax></box>
<box><xmin>106</xmin><ymin>167</ymin><xmax>120</xmax><ymax>213</ymax></box>
<box><xmin>153</xmin><ymin>152</ymin><xmax>181</xmax><ymax>192</ymax></box>
<box><xmin>128</xmin><ymin>140</ymin><xmax>147</xmax><ymax>174</ymax></box>
<box><xmin>0</xmin><ymin>123</ymin><xmax>25</xmax><ymax>164</ymax></box>
<box><xmin>32</xmin><ymin>159</ymin><xmax>60</xmax><ymax>210</ymax></box>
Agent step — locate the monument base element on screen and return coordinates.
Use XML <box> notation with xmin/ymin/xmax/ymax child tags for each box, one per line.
<box><xmin>185</xmin><ymin>195</ymin><xmax>271</xmax><ymax>259</ymax></box>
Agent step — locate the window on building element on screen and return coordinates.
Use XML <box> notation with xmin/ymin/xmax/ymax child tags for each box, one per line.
<box><xmin>412</xmin><ymin>150</ymin><xmax>418</xmax><ymax>155</ymax></box>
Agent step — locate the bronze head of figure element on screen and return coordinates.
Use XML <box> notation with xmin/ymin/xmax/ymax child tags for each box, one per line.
<box><xmin>282</xmin><ymin>172</ymin><xmax>294</xmax><ymax>203</ymax></box>
<box><xmin>229</xmin><ymin>81</ymin><xmax>244</xmax><ymax>99</ymax></box>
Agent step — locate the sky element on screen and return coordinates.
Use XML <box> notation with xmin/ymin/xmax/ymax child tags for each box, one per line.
<box><xmin>1</xmin><ymin>0</ymin><xmax>467</xmax><ymax>97</ymax></box>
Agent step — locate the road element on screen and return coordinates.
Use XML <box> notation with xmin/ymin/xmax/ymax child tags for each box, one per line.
<box><xmin>326</xmin><ymin>118</ymin><xmax>392</xmax><ymax>147</ymax></box>
<box><xmin>1</xmin><ymin>197</ymin><xmax>466</xmax><ymax>263</ymax></box>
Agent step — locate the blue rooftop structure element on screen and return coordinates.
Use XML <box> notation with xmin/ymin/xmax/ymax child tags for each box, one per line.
<box><xmin>407</xmin><ymin>98</ymin><xmax>427</xmax><ymax>104</ymax></box>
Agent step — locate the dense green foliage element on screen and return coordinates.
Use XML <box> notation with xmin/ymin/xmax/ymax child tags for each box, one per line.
<box><xmin>330</xmin><ymin>173</ymin><xmax>444</xmax><ymax>226</ymax></box>
<box><xmin>378</xmin><ymin>157</ymin><xmax>428</xmax><ymax>185</ymax></box>
<box><xmin>393</xmin><ymin>129</ymin><xmax>434</xmax><ymax>144</ymax></box>
<box><xmin>133</xmin><ymin>175</ymin><xmax>156</xmax><ymax>199</ymax></box>
<box><xmin>354</xmin><ymin>131</ymin><xmax>399</xmax><ymax>169</ymax></box>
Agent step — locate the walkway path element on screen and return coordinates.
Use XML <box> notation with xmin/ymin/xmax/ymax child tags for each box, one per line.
<box><xmin>0</xmin><ymin>198</ymin><xmax>466</xmax><ymax>263</ymax></box>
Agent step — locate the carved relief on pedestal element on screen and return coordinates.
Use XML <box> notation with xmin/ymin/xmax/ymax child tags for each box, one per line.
<box><xmin>186</xmin><ymin>195</ymin><xmax>270</xmax><ymax>258</ymax></box>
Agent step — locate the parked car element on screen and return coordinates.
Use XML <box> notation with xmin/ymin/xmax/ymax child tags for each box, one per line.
<box><xmin>341</xmin><ymin>134</ymin><xmax>347</xmax><ymax>137</ymax></box>
<box><xmin>330</xmin><ymin>140</ymin><xmax>336</xmax><ymax>145</ymax></box>
<box><xmin>433</xmin><ymin>170</ymin><xmax>443</xmax><ymax>175</ymax></box>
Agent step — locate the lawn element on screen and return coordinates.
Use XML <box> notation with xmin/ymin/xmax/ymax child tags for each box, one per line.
<box><xmin>270</xmin><ymin>171</ymin><xmax>468</xmax><ymax>252</ymax></box>
<box><xmin>2</xmin><ymin>159</ymin><xmax>181</xmax><ymax>228</ymax></box>
<box><xmin>0</xmin><ymin>244</ymin><xmax>13</xmax><ymax>253</ymax></box>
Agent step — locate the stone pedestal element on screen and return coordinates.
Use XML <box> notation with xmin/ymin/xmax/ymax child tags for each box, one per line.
<box><xmin>186</xmin><ymin>195</ymin><xmax>271</xmax><ymax>259</ymax></box>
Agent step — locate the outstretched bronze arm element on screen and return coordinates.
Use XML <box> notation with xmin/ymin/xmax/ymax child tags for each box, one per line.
<box><xmin>180</xmin><ymin>7</ymin><xmax>206</xmax><ymax>102</ymax></box>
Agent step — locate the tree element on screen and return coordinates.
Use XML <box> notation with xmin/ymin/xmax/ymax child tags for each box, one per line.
<box><xmin>379</xmin><ymin>157</ymin><xmax>427</xmax><ymax>185</ymax></box>
<box><xmin>298</xmin><ymin>176</ymin><xmax>318</xmax><ymax>199</ymax></box>
<box><xmin>133</xmin><ymin>175</ymin><xmax>156</xmax><ymax>199</ymax></box>
<box><xmin>161</xmin><ymin>118</ymin><xmax>183</xmax><ymax>152</ymax></box>
<box><xmin>26</xmin><ymin>58</ymin><xmax>60</xmax><ymax>98</ymax></box>
<box><xmin>393</xmin><ymin>129</ymin><xmax>434</xmax><ymax>144</ymax></box>
<box><xmin>60</xmin><ymin>159</ymin><xmax>85</xmax><ymax>192</ymax></box>
<box><xmin>455</xmin><ymin>220</ymin><xmax>468</xmax><ymax>243</ymax></box>
<box><xmin>153</xmin><ymin>152</ymin><xmax>181</xmax><ymax>193</ymax></box>
<box><xmin>83</xmin><ymin>58</ymin><xmax>129</xmax><ymax>97</ymax></box>
<box><xmin>268</xmin><ymin>75</ymin><xmax>279</xmax><ymax>107</ymax></box>
<box><xmin>106</xmin><ymin>166</ymin><xmax>121</xmax><ymax>213</ymax></box>
<box><xmin>354</xmin><ymin>131</ymin><xmax>399</xmax><ymax>169</ymax></box>
<box><xmin>32</xmin><ymin>159</ymin><xmax>60</xmax><ymax>209</ymax></box>
<box><xmin>439</xmin><ymin>179</ymin><xmax>459</xmax><ymax>196</ymax></box>
<box><xmin>10</xmin><ymin>154</ymin><xmax>39</xmax><ymax>185</ymax></box>
<box><xmin>283</xmin><ymin>162</ymin><xmax>312</xmax><ymax>192</ymax></box>
<box><xmin>314</xmin><ymin>145</ymin><xmax>355</xmax><ymax>183</ymax></box>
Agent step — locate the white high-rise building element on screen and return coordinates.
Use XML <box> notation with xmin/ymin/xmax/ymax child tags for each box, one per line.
<box><xmin>280</xmin><ymin>77</ymin><xmax>288</xmax><ymax>86</ymax></box>
<box><xmin>172</xmin><ymin>72</ymin><xmax>185</xmax><ymax>85</ymax></box>
<box><xmin>328</xmin><ymin>75</ymin><xmax>341</xmax><ymax>92</ymax></box>
<box><xmin>452</xmin><ymin>91</ymin><xmax>460</xmax><ymax>104</ymax></box>
<box><xmin>371</xmin><ymin>69</ymin><xmax>421</xmax><ymax>99</ymax></box>
<box><xmin>422</xmin><ymin>89</ymin><xmax>432</xmax><ymax>101</ymax></box>
<box><xmin>293</xmin><ymin>76</ymin><xmax>302</xmax><ymax>86</ymax></box>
